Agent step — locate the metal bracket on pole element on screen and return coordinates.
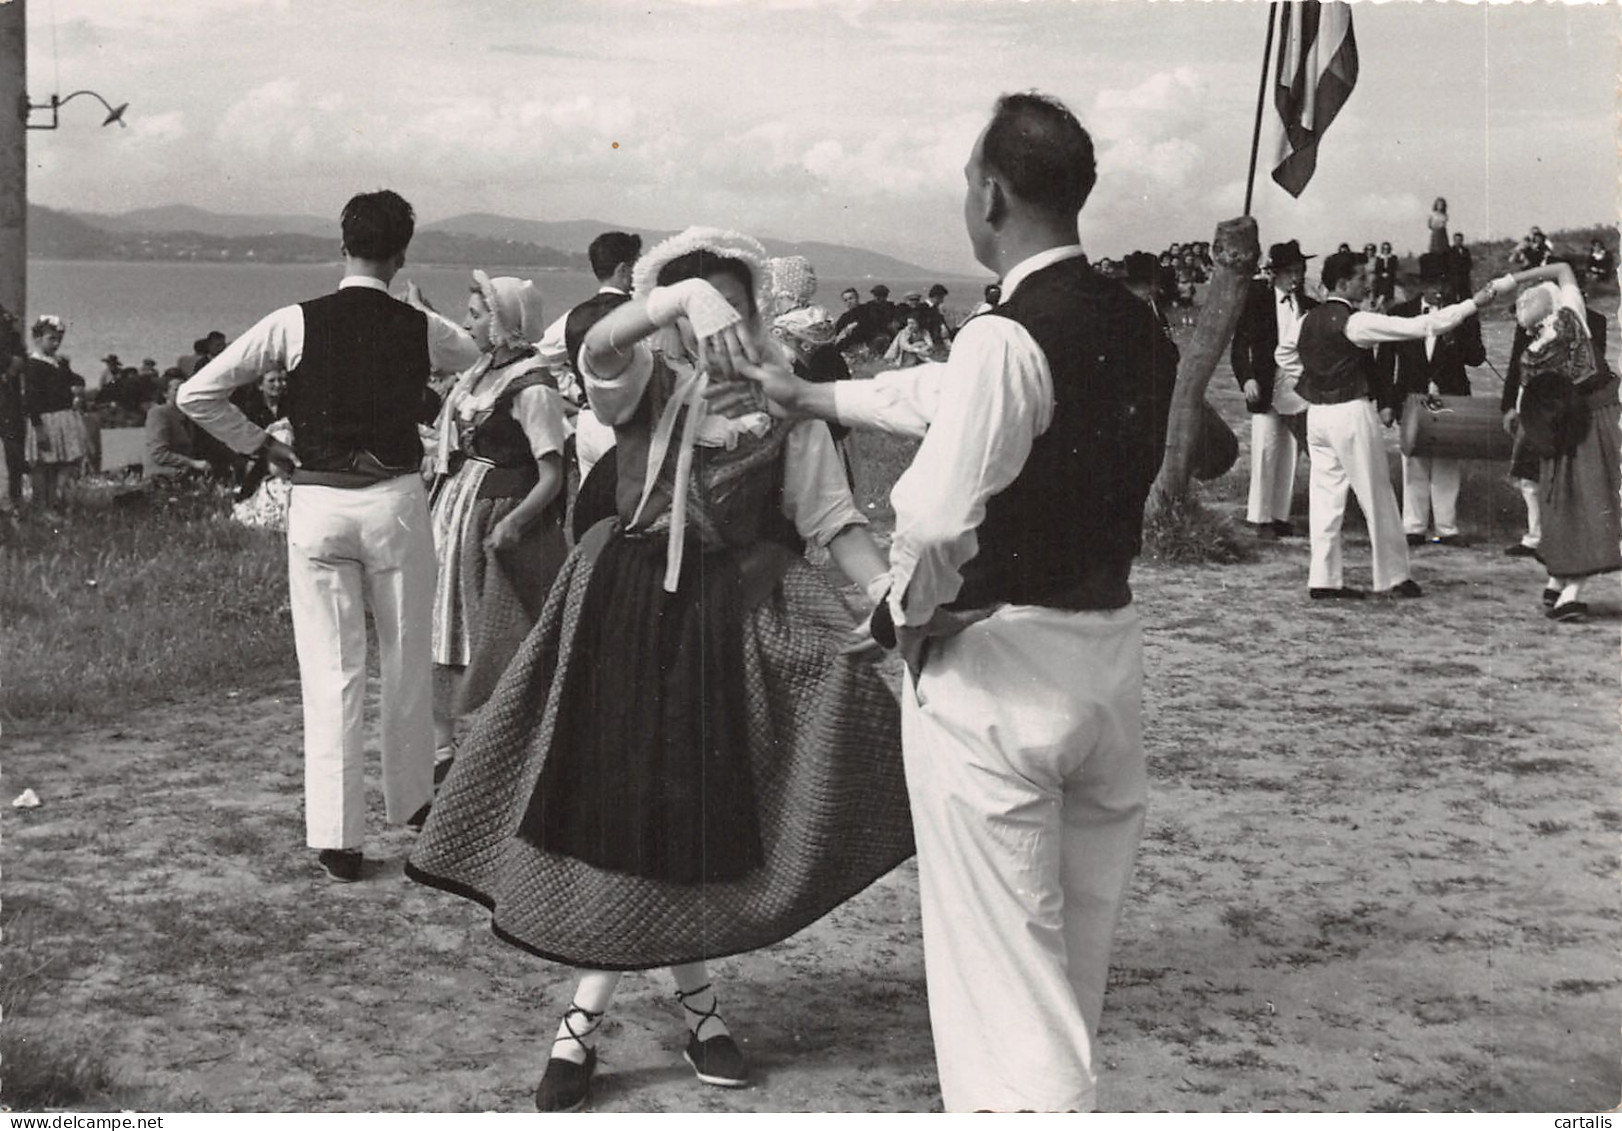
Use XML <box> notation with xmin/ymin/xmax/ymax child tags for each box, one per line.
<box><xmin>25</xmin><ymin>90</ymin><xmax>129</xmax><ymax>130</ymax></box>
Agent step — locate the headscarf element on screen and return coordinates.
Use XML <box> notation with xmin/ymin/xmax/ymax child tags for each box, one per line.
<box><xmin>472</xmin><ymin>271</ymin><xmax>546</xmax><ymax>349</ymax></box>
<box><xmin>767</xmin><ymin>255</ymin><xmax>817</xmax><ymax>318</ymax></box>
<box><xmin>632</xmin><ymin>226</ymin><xmax>771</xmax><ymax>318</ymax></box>
<box><xmin>773</xmin><ymin>303</ymin><xmax>836</xmax><ymax>347</ymax></box>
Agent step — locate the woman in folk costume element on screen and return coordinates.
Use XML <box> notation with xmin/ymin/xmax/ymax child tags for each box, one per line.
<box><xmin>428</xmin><ymin>272</ymin><xmax>569</xmax><ymax>771</ymax></box>
<box><xmin>407</xmin><ymin>228</ymin><xmax>911</xmax><ymax>1112</ymax></box>
<box><xmin>1496</xmin><ymin>259</ymin><xmax>1621</xmax><ymax>622</ymax></box>
<box><xmin>21</xmin><ymin>315</ymin><xmax>88</xmax><ymax>511</ymax></box>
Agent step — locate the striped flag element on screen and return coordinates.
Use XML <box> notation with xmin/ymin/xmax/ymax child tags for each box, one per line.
<box><xmin>1271</xmin><ymin>0</ymin><xmax>1359</xmax><ymax>198</ymax></box>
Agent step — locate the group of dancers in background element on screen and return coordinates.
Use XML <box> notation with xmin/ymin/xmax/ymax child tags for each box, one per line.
<box><xmin>1231</xmin><ymin>223</ymin><xmax>1618</xmax><ymax>623</ymax></box>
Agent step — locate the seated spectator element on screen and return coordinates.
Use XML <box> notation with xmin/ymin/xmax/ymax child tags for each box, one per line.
<box><xmin>883</xmin><ymin>311</ymin><xmax>934</xmax><ymax>368</ymax></box>
<box><xmin>144</xmin><ymin>372</ymin><xmax>211</xmax><ymax>481</ymax></box>
<box><xmin>231</xmin><ymin>367</ymin><xmax>288</xmax><ymax>429</ymax></box>
<box><xmin>232</xmin><ymin>418</ymin><xmax>294</xmax><ymax>531</ymax></box>
<box><xmin>1585</xmin><ymin>238</ymin><xmax>1615</xmax><ymax>288</ymax></box>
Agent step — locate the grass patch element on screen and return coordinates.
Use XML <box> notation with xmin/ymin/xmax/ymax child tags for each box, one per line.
<box><xmin>0</xmin><ymin>906</ymin><xmax>132</xmax><ymax>1111</ymax></box>
<box><xmin>1</xmin><ymin>484</ymin><xmax>295</xmax><ymax>725</ymax></box>
<box><xmin>1142</xmin><ymin>491</ymin><xmax>1256</xmax><ymax>565</ymax></box>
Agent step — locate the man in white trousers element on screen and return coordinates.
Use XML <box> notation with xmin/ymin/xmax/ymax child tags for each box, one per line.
<box><xmin>1278</xmin><ymin>249</ymin><xmax>1500</xmax><ymax>601</ymax></box>
<box><xmin>180</xmin><ymin>190</ymin><xmax>478</xmax><ymax>882</ymax></box>
<box><xmin>726</xmin><ymin>91</ymin><xmax>1176</xmax><ymax>1111</ymax></box>
<box><xmin>1229</xmin><ymin>239</ymin><xmax>1317</xmax><ymax>538</ymax></box>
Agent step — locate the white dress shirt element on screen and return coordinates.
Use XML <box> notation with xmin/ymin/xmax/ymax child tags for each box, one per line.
<box><xmin>1275</xmin><ymin>295</ymin><xmax>1480</xmax><ymax>387</ymax></box>
<box><xmin>834</xmin><ymin>245</ymin><xmax>1078</xmax><ymax>628</ymax></box>
<box><xmin>177</xmin><ymin>275</ymin><xmax>480</xmax><ymax>455</ymax></box>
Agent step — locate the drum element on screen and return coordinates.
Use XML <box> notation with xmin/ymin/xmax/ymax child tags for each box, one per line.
<box><xmin>1399</xmin><ymin>394</ymin><xmax>1514</xmax><ymax>461</ymax></box>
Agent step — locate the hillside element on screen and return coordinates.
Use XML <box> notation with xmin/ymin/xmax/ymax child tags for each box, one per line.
<box><xmin>40</xmin><ymin>203</ymin><xmax>957</xmax><ymax>278</ymax></box>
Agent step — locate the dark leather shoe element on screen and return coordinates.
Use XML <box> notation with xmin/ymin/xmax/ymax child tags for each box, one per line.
<box><xmin>1542</xmin><ymin>588</ymin><xmax>1561</xmax><ymax>608</ymax></box>
<box><xmin>1549</xmin><ymin>601</ymin><xmax>1589</xmax><ymax>623</ymax></box>
<box><xmin>1269</xmin><ymin>520</ymin><xmax>1298</xmax><ymax>538</ymax></box>
<box><xmin>1433</xmin><ymin>535</ymin><xmax>1469</xmax><ymax>548</ymax></box>
<box><xmin>1250</xmin><ymin>522</ymin><xmax>1279</xmax><ymax>541</ymax></box>
<box><xmin>1388</xmin><ymin>579</ymin><xmax>1424</xmax><ymax>598</ymax></box>
<box><xmin>317</xmin><ymin>848</ymin><xmax>363</xmax><ymax>883</ymax></box>
<box><xmin>1504</xmin><ymin>543</ymin><xmax>1539</xmax><ymax>558</ymax></box>
<box><xmin>685</xmin><ymin>1032</ymin><xmax>749</xmax><ymax>1088</ymax></box>
<box><xmin>535</xmin><ymin>1050</ymin><xmax>596</xmax><ymax>1113</ymax></box>
<box><xmin>1405</xmin><ymin>533</ymin><xmax>1426</xmax><ymax>547</ymax></box>
<box><xmin>1309</xmin><ymin>587</ymin><xmax>1366</xmax><ymax>600</ymax></box>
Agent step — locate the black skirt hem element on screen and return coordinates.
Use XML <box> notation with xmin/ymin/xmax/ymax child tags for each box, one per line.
<box><xmin>402</xmin><ymin>856</ymin><xmax>911</xmax><ymax>972</ymax></box>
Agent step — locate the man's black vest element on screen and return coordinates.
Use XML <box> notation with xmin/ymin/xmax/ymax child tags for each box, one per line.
<box><xmin>1296</xmin><ymin>300</ymin><xmax>1377</xmax><ymax>405</ymax></box>
<box><xmin>950</xmin><ymin>256</ymin><xmax>1175</xmax><ymax>611</ymax></box>
<box><xmin>564</xmin><ymin>290</ymin><xmax>633</xmax><ymax>376</ymax></box>
<box><xmin>285</xmin><ymin>287</ymin><xmax>431</xmax><ymax>472</ymax></box>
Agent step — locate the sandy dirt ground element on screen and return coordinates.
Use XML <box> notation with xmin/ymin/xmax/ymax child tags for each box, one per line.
<box><xmin>4</xmin><ymin>518</ymin><xmax>1619</xmax><ymax>1112</ymax></box>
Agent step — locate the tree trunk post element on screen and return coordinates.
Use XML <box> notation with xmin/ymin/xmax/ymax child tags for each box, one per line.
<box><xmin>1147</xmin><ymin>215</ymin><xmax>1260</xmax><ymax>520</ymax></box>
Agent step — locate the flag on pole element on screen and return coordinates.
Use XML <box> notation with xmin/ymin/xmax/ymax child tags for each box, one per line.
<box><xmin>1271</xmin><ymin>0</ymin><xmax>1359</xmax><ymax>198</ymax></box>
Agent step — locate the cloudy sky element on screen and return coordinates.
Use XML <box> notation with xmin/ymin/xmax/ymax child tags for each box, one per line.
<box><xmin>23</xmin><ymin>0</ymin><xmax>1618</xmax><ymax>275</ymax></box>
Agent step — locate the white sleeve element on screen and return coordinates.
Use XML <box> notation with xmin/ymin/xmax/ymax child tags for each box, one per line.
<box><xmin>831</xmin><ymin>365</ymin><xmax>944</xmax><ymax>438</ymax></box>
<box><xmin>177</xmin><ymin>305</ymin><xmax>299</xmax><ymax>454</ymax></box>
<box><xmin>578</xmin><ymin>341</ymin><xmax>655</xmax><ymax>426</ymax></box>
<box><xmin>510</xmin><ymin>384</ymin><xmax>572</xmax><ymax>461</ymax></box>
<box><xmin>426</xmin><ymin>310</ymin><xmax>481</xmax><ymax>374</ymax></box>
<box><xmin>780</xmin><ymin>420</ymin><xmax>867</xmax><ymax>547</ymax></box>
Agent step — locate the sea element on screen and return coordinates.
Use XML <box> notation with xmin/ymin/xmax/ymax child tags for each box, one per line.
<box><xmin>26</xmin><ymin>259</ymin><xmax>969</xmax><ymax>387</ymax></box>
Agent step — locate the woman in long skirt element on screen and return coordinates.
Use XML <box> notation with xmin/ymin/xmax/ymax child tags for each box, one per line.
<box><xmin>428</xmin><ymin>272</ymin><xmax>569</xmax><ymax>771</ymax></box>
<box><xmin>1494</xmin><ymin>258</ymin><xmax>1621</xmax><ymax>622</ymax></box>
<box><xmin>408</xmin><ymin>228</ymin><xmax>911</xmax><ymax>1112</ymax></box>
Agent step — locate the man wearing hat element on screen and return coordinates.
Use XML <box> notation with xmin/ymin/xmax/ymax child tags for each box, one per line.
<box><xmin>1230</xmin><ymin>240</ymin><xmax>1317</xmax><ymax>537</ymax></box>
<box><xmin>1377</xmin><ymin>252</ymin><xmax>1485</xmax><ymax>547</ymax></box>
<box><xmin>1121</xmin><ymin>250</ymin><xmax>1171</xmax><ymax>334</ymax></box>
<box><xmin>865</xmin><ymin>284</ymin><xmax>899</xmax><ymax>348</ymax></box>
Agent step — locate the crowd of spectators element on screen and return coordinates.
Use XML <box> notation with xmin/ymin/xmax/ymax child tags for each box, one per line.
<box><xmin>0</xmin><ymin>315</ymin><xmax>255</xmax><ymax>520</ymax></box>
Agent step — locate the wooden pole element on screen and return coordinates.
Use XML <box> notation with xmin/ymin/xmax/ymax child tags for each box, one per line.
<box><xmin>1146</xmin><ymin>215</ymin><xmax>1260</xmax><ymax>519</ymax></box>
<box><xmin>1243</xmin><ymin>1</ymin><xmax>1279</xmax><ymax>217</ymax></box>
<box><xmin>0</xmin><ymin>0</ymin><xmax>27</xmax><ymax>323</ymax></box>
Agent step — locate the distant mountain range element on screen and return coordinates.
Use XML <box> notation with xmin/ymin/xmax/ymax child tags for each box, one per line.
<box><xmin>35</xmin><ymin>204</ymin><xmax>956</xmax><ymax>279</ymax></box>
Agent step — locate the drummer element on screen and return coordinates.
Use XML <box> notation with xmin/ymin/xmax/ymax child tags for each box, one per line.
<box><xmin>1377</xmin><ymin>251</ymin><xmax>1486</xmax><ymax>548</ymax></box>
<box><xmin>1277</xmin><ymin>250</ymin><xmax>1504</xmax><ymax>601</ymax></box>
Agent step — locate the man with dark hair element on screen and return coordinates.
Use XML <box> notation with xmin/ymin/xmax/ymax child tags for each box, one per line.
<box><xmin>727</xmin><ymin>89</ymin><xmax>1174</xmax><ymax>1111</ymax></box>
<box><xmin>1379</xmin><ymin>252</ymin><xmax>1485</xmax><ymax>547</ymax></box>
<box><xmin>1230</xmin><ymin>239</ymin><xmax>1317</xmax><ymax>538</ymax></box>
<box><xmin>918</xmin><ymin>283</ymin><xmax>950</xmax><ymax>346</ymax></box>
<box><xmin>536</xmin><ymin>230</ymin><xmax>643</xmax><ymax>496</ymax></box>
<box><xmin>832</xmin><ymin>286</ymin><xmax>865</xmax><ymax>349</ymax></box>
<box><xmin>179</xmin><ymin>188</ymin><xmax>479</xmax><ymax>883</ymax></box>
<box><xmin>1278</xmin><ymin>250</ymin><xmax>1498</xmax><ymax>601</ymax></box>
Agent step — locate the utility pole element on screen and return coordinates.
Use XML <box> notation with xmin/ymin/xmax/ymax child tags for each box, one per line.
<box><xmin>0</xmin><ymin>0</ymin><xmax>26</xmax><ymax>323</ymax></box>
